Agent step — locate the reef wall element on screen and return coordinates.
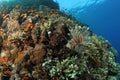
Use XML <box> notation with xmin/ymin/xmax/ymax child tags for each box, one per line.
<box><xmin>0</xmin><ymin>0</ymin><xmax>120</xmax><ymax>80</ymax></box>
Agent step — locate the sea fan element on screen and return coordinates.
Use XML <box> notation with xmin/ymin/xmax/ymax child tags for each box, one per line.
<box><xmin>7</xmin><ymin>19</ymin><xmax>20</xmax><ymax>32</ymax></box>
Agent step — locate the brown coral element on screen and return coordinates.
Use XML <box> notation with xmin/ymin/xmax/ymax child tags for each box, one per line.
<box><xmin>30</xmin><ymin>43</ymin><xmax>46</xmax><ymax>65</ymax></box>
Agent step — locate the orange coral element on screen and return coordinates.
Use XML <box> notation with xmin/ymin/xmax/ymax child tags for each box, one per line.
<box><xmin>20</xmin><ymin>13</ymin><xmax>27</xmax><ymax>18</ymax></box>
<box><xmin>5</xmin><ymin>70</ymin><xmax>11</xmax><ymax>76</ymax></box>
<box><xmin>51</xmin><ymin>13</ymin><xmax>58</xmax><ymax>17</ymax></box>
<box><xmin>0</xmin><ymin>59</ymin><xmax>5</xmax><ymax>63</ymax></box>
<box><xmin>0</xmin><ymin>58</ymin><xmax>8</xmax><ymax>64</ymax></box>
<box><xmin>34</xmin><ymin>13</ymin><xmax>39</xmax><ymax>17</ymax></box>
<box><xmin>23</xmin><ymin>23</ymin><xmax>36</xmax><ymax>31</ymax></box>
<box><xmin>14</xmin><ymin>51</ymin><xmax>25</xmax><ymax>64</ymax></box>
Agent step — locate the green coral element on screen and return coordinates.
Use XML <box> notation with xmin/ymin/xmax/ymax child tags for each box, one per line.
<box><xmin>49</xmin><ymin>56</ymin><xmax>87</xmax><ymax>80</ymax></box>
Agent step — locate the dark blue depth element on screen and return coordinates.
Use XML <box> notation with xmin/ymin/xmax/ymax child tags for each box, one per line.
<box><xmin>71</xmin><ymin>0</ymin><xmax>120</xmax><ymax>63</ymax></box>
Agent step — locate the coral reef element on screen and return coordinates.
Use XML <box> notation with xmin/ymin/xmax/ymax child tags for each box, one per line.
<box><xmin>0</xmin><ymin>0</ymin><xmax>120</xmax><ymax>80</ymax></box>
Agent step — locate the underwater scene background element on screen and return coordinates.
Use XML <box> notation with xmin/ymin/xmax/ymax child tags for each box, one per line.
<box><xmin>0</xmin><ymin>0</ymin><xmax>120</xmax><ymax>80</ymax></box>
<box><xmin>54</xmin><ymin>0</ymin><xmax>120</xmax><ymax>63</ymax></box>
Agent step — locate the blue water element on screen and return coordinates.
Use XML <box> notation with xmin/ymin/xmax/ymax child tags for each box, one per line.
<box><xmin>56</xmin><ymin>0</ymin><xmax>120</xmax><ymax>63</ymax></box>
